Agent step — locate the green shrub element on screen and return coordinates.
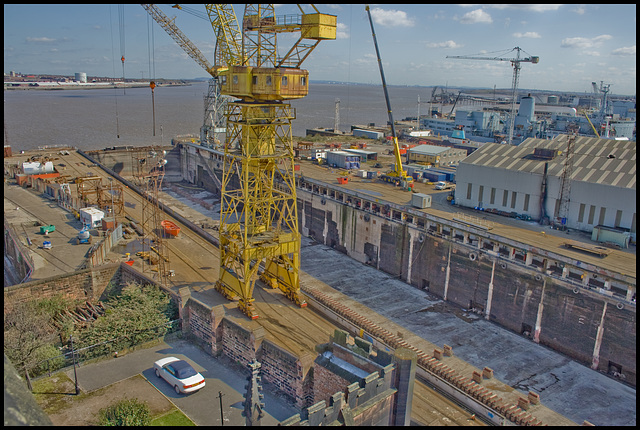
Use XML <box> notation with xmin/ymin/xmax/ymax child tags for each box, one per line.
<box><xmin>98</xmin><ymin>398</ymin><xmax>151</xmax><ymax>426</ymax></box>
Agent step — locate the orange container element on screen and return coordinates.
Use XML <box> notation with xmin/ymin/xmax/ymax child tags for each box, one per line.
<box><xmin>337</xmin><ymin>177</ymin><xmax>349</xmax><ymax>185</ymax></box>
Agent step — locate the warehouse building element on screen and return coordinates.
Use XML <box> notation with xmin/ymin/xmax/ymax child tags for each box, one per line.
<box><xmin>454</xmin><ymin>135</ymin><xmax>636</xmax><ymax>240</ymax></box>
<box><xmin>407</xmin><ymin>144</ymin><xmax>468</xmax><ymax>167</ymax></box>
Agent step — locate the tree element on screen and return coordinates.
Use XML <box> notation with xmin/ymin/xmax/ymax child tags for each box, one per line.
<box><xmin>75</xmin><ymin>283</ymin><xmax>172</xmax><ymax>353</ymax></box>
<box><xmin>4</xmin><ymin>301</ymin><xmax>57</xmax><ymax>382</ymax></box>
<box><xmin>98</xmin><ymin>398</ymin><xmax>151</xmax><ymax>426</ymax></box>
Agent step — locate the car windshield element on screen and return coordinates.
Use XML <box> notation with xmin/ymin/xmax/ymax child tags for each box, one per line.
<box><xmin>172</xmin><ymin>360</ymin><xmax>198</xmax><ymax>379</ymax></box>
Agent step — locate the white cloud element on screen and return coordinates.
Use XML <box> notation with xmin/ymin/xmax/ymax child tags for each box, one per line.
<box><xmin>572</xmin><ymin>4</ymin><xmax>586</xmax><ymax>15</ymax></box>
<box><xmin>561</xmin><ymin>35</ymin><xmax>613</xmax><ymax>49</ymax></box>
<box><xmin>336</xmin><ymin>22</ymin><xmax>349</xmax><ymax>39</ymax></box>
<box><xmin>513</xmin><ymin>32</ymin><xmax>541</xmax><ymax>39</ymax></box>
<box><xmin>611</xmin><ymin>46</ymin><xmax>636</xmax><ymax>56</ymax></box>
<box><xmin>369</xmin><ymin>7</ymin><xmax>415</xmax><ymax>28</ymax></box>
<box><xmin>460</xmin><ymin>4</ymin><xmax>562</xmax><ymax>12</ymax></box>
<box><xmin>459</xmin><ymin>9</ymin><xmax>493</xmax><ymax>24</ymax></box>
<box><xmin>26</xmin><ymin>37</ymin><xmax>56</xmax><ymax>43</ymax></box>
<box><xmin>426</xmin><ymin>40</ymin><xmax>463</xmax><ymax>49</ymax></box>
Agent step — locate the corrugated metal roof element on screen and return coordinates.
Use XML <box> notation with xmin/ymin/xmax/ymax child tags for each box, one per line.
<box><xmin>409</xmin><ymin>144</ymin><xmax>463</xmax><ymax>155</ymax></box>
<box><xmin>460</xmin><ymin>135</ymin><xmax>636</xmax><ymax>189</ymax></box>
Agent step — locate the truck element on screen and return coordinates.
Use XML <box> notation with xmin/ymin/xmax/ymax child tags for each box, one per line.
<box><xmin>435</xmin><ymin>181</ymin><xmax>455</xmax><ymax>190</ymax></box>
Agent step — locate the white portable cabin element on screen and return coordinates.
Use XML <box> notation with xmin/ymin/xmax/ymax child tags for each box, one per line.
<box><xmin>79</xmin><ymin>207</ymin><xmax>105</xmax><ymax>228</ymax></box>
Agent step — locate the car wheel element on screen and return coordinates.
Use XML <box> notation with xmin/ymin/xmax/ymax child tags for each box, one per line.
<box><xmin>155</xmin><ymin>368</ymin><xmax>160</xmax><ymax>378</ymax></box>
<box><xmin>174</xmin><ymin>385</ymin><xmax>181</xmax><ymax>394</ymax></box>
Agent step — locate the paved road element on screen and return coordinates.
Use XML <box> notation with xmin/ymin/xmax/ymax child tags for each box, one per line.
<box><xmin>66</xmin><ymin>337</ymin><xmax>298</xmax><ymax>426</ymax></box>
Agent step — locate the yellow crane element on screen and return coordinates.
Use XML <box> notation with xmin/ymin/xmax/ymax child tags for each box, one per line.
<box><xmin>447</xmin><ymin>47</ymin><xmax>539</xmax><ymax>145</ymax></box>
<box><xmin>144</xmin><ymin>4</ymin><xmax>336</xmax><ymax>318</ymax></box>
<box><xmin>365</xmin><ymin>5</ymin><xmax>412</xmax><ymax>188</ymax></box>
<box><xmin>584</xmin><ymin>111</ymin><xmax>600</xmax><ymax>138</ymax></box>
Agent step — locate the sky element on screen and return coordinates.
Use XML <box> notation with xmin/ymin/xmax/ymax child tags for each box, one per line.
<box><xmin>4</xmin><ymin>4</ymin><xmax>637</xmax><ymax>96</ymax></box>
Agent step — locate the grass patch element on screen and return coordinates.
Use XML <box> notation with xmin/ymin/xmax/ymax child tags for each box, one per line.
<box><xmin>32</xmin><ymin>372</ymin><xmax>86</xmax><ymax>414</ymax></box>
<box><xmin>151</xmin><ymin>409</ymin><xmax>196</xmax><ymax>426</ymax></box>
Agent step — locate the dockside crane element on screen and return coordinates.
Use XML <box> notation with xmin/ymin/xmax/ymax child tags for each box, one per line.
<box><xmin>146</xmin><ymin>4</ymin><xmax>336</xmax><ymax>319</ymax></box>
<box><xmin>447</xmin><ymin>47</ymin><xmax>539</xmax><ymax>145</ymax></box>
<box><xmin>365</xmin><ymin>5</ymin><xmax>412</xmax><ymax>188</ymax></box>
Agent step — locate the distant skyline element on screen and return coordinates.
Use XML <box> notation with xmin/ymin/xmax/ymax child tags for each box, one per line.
<box><xmin>4</xmin><ymin>4</ymin><xmax>637</xmax><ymax>96</ymax></box>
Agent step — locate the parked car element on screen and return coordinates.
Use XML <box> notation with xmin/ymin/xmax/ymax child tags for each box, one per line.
<box><xmin>153</xmin><ymin>357</ymin><xmax>205</xmax><ymax>394</ymax></box>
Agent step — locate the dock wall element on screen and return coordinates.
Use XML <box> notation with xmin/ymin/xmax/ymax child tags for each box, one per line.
<box><xmin>296</xmin><ymin>180</ymin><xmax>636</xmax><ymax>387</ymax></box>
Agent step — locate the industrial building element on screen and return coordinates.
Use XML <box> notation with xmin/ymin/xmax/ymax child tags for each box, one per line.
<box><xmin>454</xmin><ymin>135</ymin><xmax>636</xmax><ymax>240</ymax></box>
<box><xmin>407</xmin><ymin>144</ymin><xmax>467</xmax><ymax>167</ymax></box>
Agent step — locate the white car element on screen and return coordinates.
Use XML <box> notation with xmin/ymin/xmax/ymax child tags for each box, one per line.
<box><xmin>153</xmin><ymin>357</ymin><xmax>205</xmax><ymax>394</ymax></box>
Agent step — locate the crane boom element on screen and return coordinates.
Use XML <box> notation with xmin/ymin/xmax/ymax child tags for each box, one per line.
<box><xmin>365</xmin><ymin>5</ymin><xmax>410</xmax><ymax>185</ymax></box>
<box><xmin>447</xmin><ymin>47</ymin><xmax>538</xmax><ymax>145</ymax></box>
<box><xmin>141</xmin><ymin>4</ymin><xmax>215</xmax><ymax>76</ymax></box>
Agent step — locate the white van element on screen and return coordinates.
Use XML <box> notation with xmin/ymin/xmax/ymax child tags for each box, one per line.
<box><xmin>435</xmin><ymin>181</ymin><xmax>448</xmax><ymax>190</ymax></box>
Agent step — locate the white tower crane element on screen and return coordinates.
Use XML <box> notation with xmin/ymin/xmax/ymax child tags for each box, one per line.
<box><xmin>447</xmin><ymin>47</ymin><xmax>539</xmax><ymax>145</ymax></box>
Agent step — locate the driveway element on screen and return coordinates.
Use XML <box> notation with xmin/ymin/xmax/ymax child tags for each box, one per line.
<box><xmin>66</xmin><ymin>337</ymin><xmax>298</xmax><ymax>426</ymax></box>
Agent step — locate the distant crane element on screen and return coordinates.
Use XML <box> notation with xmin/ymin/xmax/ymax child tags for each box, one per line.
<box><xmin>447</xmin><ymin>47</ymin><xmax>539</xmax><ymax>145</ymax></box>
<box><xmin>365</xmin><ymin>4</ymin><xmax>412</xmax><ymax>187</ymax></box>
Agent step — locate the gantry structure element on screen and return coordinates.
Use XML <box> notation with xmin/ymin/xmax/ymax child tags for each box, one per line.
<box><xmin>144</xmin><ymin>4</ymin><xmax>336</xmax><ymax>318</ymax></box>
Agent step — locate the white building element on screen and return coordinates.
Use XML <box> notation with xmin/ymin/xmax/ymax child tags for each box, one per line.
<box><xmin>454</xmin><ymin>135</ymin><xmax>636</xmax><ymax>239</ymax></box>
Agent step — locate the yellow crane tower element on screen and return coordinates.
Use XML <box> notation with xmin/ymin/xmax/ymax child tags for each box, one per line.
<box><xmin>447</xmin><ymin>47</ymin><xmax>539</xmax><ymax>145</ymax></box>
<box><xmin>144</xmin><ymin>4</ymin><xmax>336</xmax><ymax>319</ymax></box>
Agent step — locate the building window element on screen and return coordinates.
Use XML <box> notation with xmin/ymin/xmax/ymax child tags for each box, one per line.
<box><xmin>511</xmin><ymin>191</ymin><xmax>517</xmax><ymax>209</ymax></box>
<box><xmin>502</xmin><ymin>190</ymin><xmax>508</xmax><ymax>207</ymax></box>
<box><xmin>478</xmin><ymin>185</ymin><xmax>484</xmax><ymax>205</ymax></box>
<box><xmin>523</xmin><ymin>194</ymin><xmax>530</xmax><ymax>212</ymax></box>
<box><xmin>466</xmin><ymin>183</ymin><xmax>472</xmax><ymax>200</ymax></box>
<box><xmin>587</xmin><ymin>205</ymin><xmax>596</xmax><ymax>225</ymax></box>
<box><xmin>578</xmin><ymin>203</ymin><xmax>585</xmax><ymax>223</ymax></box>
<box><xmin>598</xmin><ymin>207</ymin><xmax>606</xmax><ymax>225</ymax></box>
<box><xmin>490</xmin><ymin>188</ymin><xmax>496</xmax><ymax>205</ymax></box>
<box><xmin>615</xmin><ymin>210</ymin><xmax>622</xmax><ymax>228</ymax></box>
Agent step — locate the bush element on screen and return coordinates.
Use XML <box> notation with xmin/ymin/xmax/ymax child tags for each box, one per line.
<box><xmin>30</xmin><ymin>344</ymin><xmax>66</xmax><ymax>378</ymax></box>
<box><xmin>98</xmin><ymin>398</ymin><xmax>151</xmax><ymax>426</ymax></box>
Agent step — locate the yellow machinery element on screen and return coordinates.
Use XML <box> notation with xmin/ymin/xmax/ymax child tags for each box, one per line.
<box><xmin>145</xmin><ymin>4</ymin><xmax>336</xmax><ymax>318</ymax></box>
<box><xmin>584</xmin><ymin>112</ymin><xmax>600</xmax><ymax>138</ymax></box>
<box><xmin>364</xmin><ymin>5</ymin><xmax>412</xmax><ymax>188</ymax></box>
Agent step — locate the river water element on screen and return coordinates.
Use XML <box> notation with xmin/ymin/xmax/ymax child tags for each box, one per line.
<box><xmin>4</xmin><ymin>82</ymin><xmax>434</xmax><ymax>152</ymax></box>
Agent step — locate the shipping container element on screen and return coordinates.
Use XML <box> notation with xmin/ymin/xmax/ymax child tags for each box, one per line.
<box><xmin>326</xmin><ymin>151</ymin><xmax>360</xmax><ymax>169</ymax></box>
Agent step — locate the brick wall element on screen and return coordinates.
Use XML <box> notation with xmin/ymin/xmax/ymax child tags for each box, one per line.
<box><xmin>4</xmin><ymin>263</ymin><xmax>120</xmax><ymax>310</ymax></box>
<box><xmin>260</xmin><ymin>340</ymin><xmax>313</xmax><ymax>409</ymax></box>
<box><xmin>311</xmin><ymin>362</ymin><xmax>352</xmax><ymax>406</ymax></box>
<box><xmin>221</xmin><ymin>318</ymin><xmax>263</xmax><ymax>366</ymax></box>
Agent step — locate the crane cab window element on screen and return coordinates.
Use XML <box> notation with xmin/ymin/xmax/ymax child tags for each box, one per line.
<box><xmin>253</xmin><ymin>76</ymin><xmax>258</xmax><ymax>85</ymax></box>
<box><xmin>301</xmin><ymin>77</ymin><xmax>306</xmax><ymax>86</ymax></box>
<box><xmin>282</xmin><ymin>76</ymin><xmax>288</xmax><ymax>86</ymax></box>
<box><xmin>233</xmin><ymin>75</ymin><xmax>238</xmax><ymax>85</ymax></box>
<box><xmin>266</xmin><ymin>76</ymin><xmax>272</xmax><ymax>86</ymax></box>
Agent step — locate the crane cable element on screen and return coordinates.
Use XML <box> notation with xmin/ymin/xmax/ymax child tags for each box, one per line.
<box><xmin>109</xmin><ymin>5</ymin><xmax>121</xmax><ymax>138</ymax></box>
<box><xmin>119</xmin><ymin>4</ymin><xmax>126</xmax><ymax>95</ymax></box>
<box><xmin>147</xmin><ymin>13</ymin><xmax>156</xmax><ymax>136</ymax></box>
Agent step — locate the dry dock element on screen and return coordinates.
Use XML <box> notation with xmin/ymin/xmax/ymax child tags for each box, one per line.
<box><xmin>4</xmin><ymin>145</ymin><xmax>636</xmax><ymax>425</ymax></box>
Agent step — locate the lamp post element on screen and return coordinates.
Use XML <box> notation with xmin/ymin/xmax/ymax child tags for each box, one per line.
<box><xmin>218</xmin><ymin>391</ymin><xmax>225</xmax><ymax>426</ymax></box>
<box><xmin>69</xmin><ymin>335</ymin><xmax>80</xmax><ymax>395</ymax></box>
